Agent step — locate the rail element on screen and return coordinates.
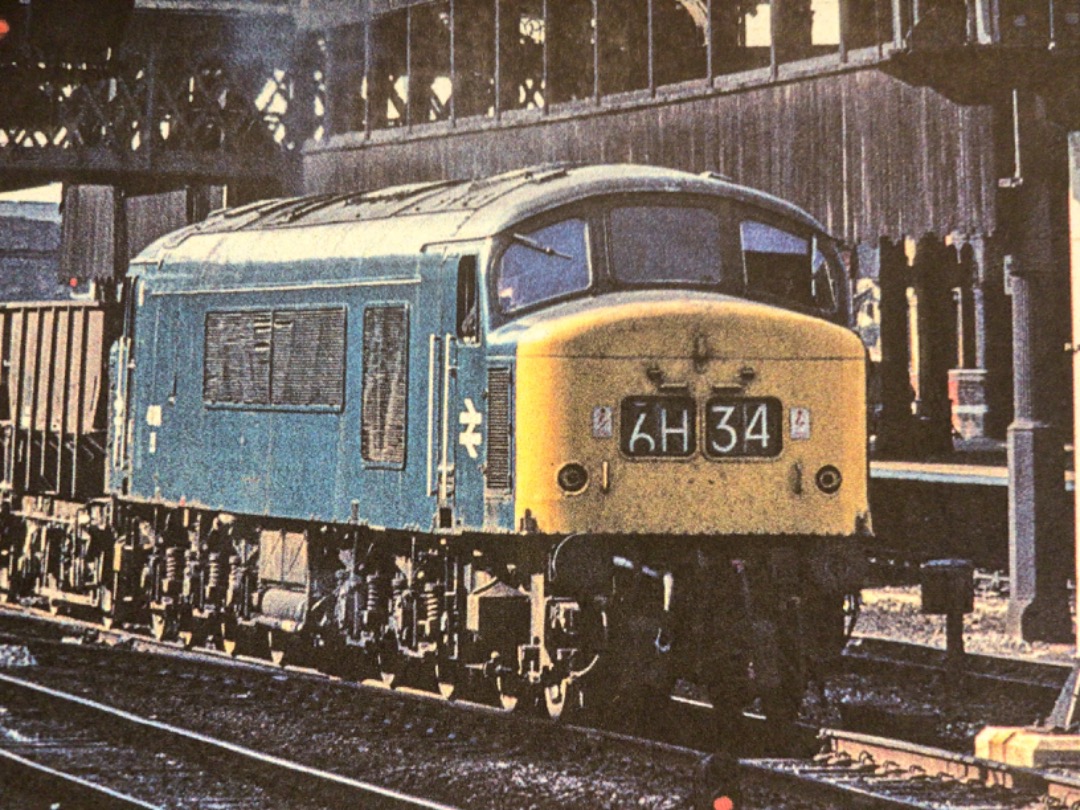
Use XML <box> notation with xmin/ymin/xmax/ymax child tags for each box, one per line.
<box><xmin>742</xmin><ymin>727</ymin><xmax>1080</xmax><ymax>808</ymax></box>
<box><xmin>0</xmin><ymin>670</ymin><xmax>462</xmax><ymax>810</ymax></box>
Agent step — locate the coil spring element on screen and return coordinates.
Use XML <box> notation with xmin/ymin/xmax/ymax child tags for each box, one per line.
<box><xmin>391</xmin><ymin>574</ymin><xmax>406</xmax><ymax>602</ymax></box>
<box><xmin>366</xmin><ymin>573</ymin><xmax>387</xmax><ymax>613</ymax></box>
<box><xmin>164</xmin><ymin>547</ymin><xmax>183</xmax><ymax>583</ymax></box>
<box><xmin>422</xmin><ymin>586</ymin><xmax>440</xmax><ymax>625</ymax></box>
<box><xmin>229</xmin><ymin>559</ymin><xmax>244</xmax><ymax>592</ymax></box>
<box><xmin>207</xmin><ymin>552</ymin><xmax>226</xmax><ymax>591</ymax></box>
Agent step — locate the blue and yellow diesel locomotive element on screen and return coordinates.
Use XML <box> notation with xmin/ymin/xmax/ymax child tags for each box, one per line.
<box><xmin>0</xmin><ymin>164</ymin><xmax>868</xmax><ymax>723</ymax></box>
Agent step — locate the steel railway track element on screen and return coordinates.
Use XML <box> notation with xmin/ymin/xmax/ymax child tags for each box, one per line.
<box><xmin>744</xmin><ymin>728</ymin><xmax>1080</xmax><ymax>809</ymax></box>
<box><xmin>0</xmin><ymin>670</ymin><xmax>461</xmax><ymax>810</ymax></box>
<box><xmin>6</xmin><ymin>605</ymin><xmax>1079</xmax><ymax>808</ymax></box>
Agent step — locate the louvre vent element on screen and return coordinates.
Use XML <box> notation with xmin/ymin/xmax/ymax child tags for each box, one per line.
<box><xmin>486</xmin><ymin>367</ymin><xmax>512</xmax><ymax>490</ymax></box>
<box><xmin>272</xmin><ymin>309</ymin><xmax>346</xmax><ymax>408</ymax></box>
<box><xmin>362</xmin><ymin>305</ymin><xmax>409</xmax><ymax>465</ymax></box>
<box><xmin>204</xmin><ymin>308</ymin><xmax>345</xmax><ymax>409</ymax></box>
<box><xmin>204</xmin><ymin>311</ymin><xmax>272</xmax><ymax>405</ymax></box>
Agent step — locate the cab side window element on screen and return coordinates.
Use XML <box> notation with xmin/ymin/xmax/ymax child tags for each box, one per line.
<box><xmin>740</xmin><ymin>220</ymin><xmax>815</xmax><ymax>308</ymax></box>
<box><xmin>496</xmin><ymin>218</ymin><xmax>591</xmax><ymax>313</ymax></box>
<box><xmin>456</xmin><ymin>255</ymin><xmax>480</xmax><ymax>343</ymax></box>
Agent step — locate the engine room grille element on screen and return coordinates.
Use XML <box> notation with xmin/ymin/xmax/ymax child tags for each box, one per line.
<box><xmin>271</xmin><ymin>309</ymin><xmax>345</xmax><ymax>408</ymax></box>
<box><xmin>204</xmin><ymin>308</ymin><xmax>345</xmax><ymax>409</ymax></box>
<box><xmin>486</xmin><ymin>367</ymin><xmax>512</xmax><ymax>490</ymax></box>
<box><xmin>361</xmin><ymin>304</ymin><xmax>409</xmax><ymax>465</ymax></box>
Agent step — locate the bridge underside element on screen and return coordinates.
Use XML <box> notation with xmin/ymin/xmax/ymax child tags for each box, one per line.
<box><xmin>0</xmin><ymin>6</ymin><xmax>313</xmax><ymax>196</ymax></box>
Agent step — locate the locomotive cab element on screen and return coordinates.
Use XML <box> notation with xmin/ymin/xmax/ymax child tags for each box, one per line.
<box><xmin>475</xmin><ymin>183</ymin><xmax>868</xmax><ymax>721</ymax></box>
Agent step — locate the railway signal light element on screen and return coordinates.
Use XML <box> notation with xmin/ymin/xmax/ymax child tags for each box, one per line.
<box><xmin>0</xmin><ymin>0</ymin><xmax>133</xmax><ymax>64</ymax></box>
<box><xmin>0</xmin><ymin>0</ymin><xmax>25</xmax><ymax>57</ymax></box>
<box><xmin>697</xmin><ymin>753</ymin><xmax>741</xmax><ymax>810</ymax></box>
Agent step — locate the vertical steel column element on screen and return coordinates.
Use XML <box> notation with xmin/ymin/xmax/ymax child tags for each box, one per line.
<box><xmin>647</xmin><ymin>0</ymin><xmax>655</xmax><ymax>96</ymax></box>
<box><xmin>706</xmin><ymin>0</ymin><xmax>714</xmax><ymax>82</ymax></box>
<box><xmin>592</xmin><ymin>0</ymin><xmax>600</xmax><ymax>104</ymax></box>
<box><xmin>541</xmin><ymin>0</ymin><xmax>549</xmax><ymax>114</ymax></box>
<box><xmin>912</xmin><ymin>237</ymin><xmax>957</xmax><ymax>455</ymax></box>
<box><xmin>839</xmin><ymin>0</ymin><xmax>850</xmax><ymax>62</ymax></box>
<box><xmin>892</xmin><ymin>0</ymin><xmax>905</xmax><ymax>47</ymax></box>
<box><xmin>322</xmin><ymin>29</ymin><xmax>336</xmax><ymax>138</ymax></box>
<box><xmin>449</xmin><ymin>0</ymin><xmax>457</xmax><ymax>125</ymax></box>
<box><xmin>1005</xmin><ymin>90</ymin><xmax>1073</xmax><ymax>642</ymax></box>
<box><xmin>1069</xmin><ymin>130</ymin><xmax>1080</xmax><ymax>652</ymax></box>
<box><xmin>876</xmin><ymin>238</ymin><xmax>916</xmax><ymax>456</ymax></box>
<box><xmin>770</xmin><ymin>0</ymin><xmax>779</xmax><ymax>79</ymax></box>
<box><xmin>405</xmin><ymin>6</ymin><xmax>413</xmax><ymax>129</ymax></box>
<box><xmin>143</xmin><ymin>42</ymin><xmax>157</xmax><ymax>162</ymax></box>
<box><xmin>364</xmin><ymin>18</ymin><xmax>373</xmax><ymax>138</ymax></box>
<box><xmin>494</xmin><ymin>0</ymin><xmax>501</xmax><ymax>119</ymax></box>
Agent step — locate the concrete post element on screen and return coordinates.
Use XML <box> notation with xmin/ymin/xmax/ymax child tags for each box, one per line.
<box><xmin>1005</xmin><ymin>93</ymin><xmax>1072</xmax><ymax>643</ymax></box>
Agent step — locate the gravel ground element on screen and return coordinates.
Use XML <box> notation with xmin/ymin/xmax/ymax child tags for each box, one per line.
<box><xmin>856</xmin><ymin>584</ymin><xmax>1076</xmax><ymax>665</ymax></box>
<box><xmin>831</xmin><ymin>584</ymin><xmax>1076</xmax><ymax>752</ymax></box>
<box><xmin>1</xmin><ymin>585</ymin><xmax>1073</xmax><ymax>809</ymax></box>
<box><xmin>0</xmin><ymin>617</ymin><xmax>700</xmax><ymax>810</ymax></box>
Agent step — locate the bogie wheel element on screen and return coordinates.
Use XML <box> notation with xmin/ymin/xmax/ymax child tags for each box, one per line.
<box><xmin>178</xmin><ymin>622</ymin><xmax>204</xmax><ymax>650</ymax></box>
<box><xmin>268</xmin><ymin>629</ymin><xmax>291</xmax><ymax>667</ymax></box>
<box><xmin>98</xmin><ymin>585</ymin><xmax>115</xmax><ymax>628</ymax></box>
<box><xmin>150</xmin><ymin>611</ymin><xmax>173</xmax><ymax>642</ymax></box>
<box><xmin>496</xmin><ymin>674</ymin><xmax>536</xmax><ymax>713</ymax></box>
<box><xmin>221</xmin><ymin>618</ymin><xmax>241</xmax><ymax>657</ymax></box>
<box><xmin>544</xmin><ymin>677</ymin><xmax>585</xmax><ymax>721</ymax></box>
<box><xmin>435</xmin><ymin>659</ymin><xmax>460</xmax><ymax>700</ymax></box>
<box><xmin>378</xmin><ymin>650</ymin><xmax>406</xmax><ymax>689</ymax></box>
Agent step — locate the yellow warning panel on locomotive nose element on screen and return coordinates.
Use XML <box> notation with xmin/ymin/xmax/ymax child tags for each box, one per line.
<box><xmin>513</xmin><ymin>295</ymin><xmax>868</xmax><ymax>537</ymax></box>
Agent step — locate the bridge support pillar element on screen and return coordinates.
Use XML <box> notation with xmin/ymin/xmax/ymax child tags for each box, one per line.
<box><xmin>62</xmin><ymin>184</ymin><xmax>226</xmax><ymax>301</ymax></box>
<box><xmin>875</xmin><ymin>238</ymin><xmax>916</xmax><ymax>456</ymax></box>
<box><xmin>59</xmin><ymin>184</ymin><xmax>127</xmax><ymax>299</ymax></box>
<box><xmin>1004</xmin><ymin>92</ymin><xmax>1072</xmax><ymax>643</ymax></box>
<box><xmin>912</xmin><ymin>234</ymin><xmax>958</xmax><ymax>456</ymax></box>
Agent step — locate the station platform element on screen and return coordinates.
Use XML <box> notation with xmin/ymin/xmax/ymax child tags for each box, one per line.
<box><xmin>867</xmin><ymin>440</ymin><xmax>1074</xmax><ymax>572</ymax></box>
<box><xmin>871</xmin><ymin>460</ymin><xmax>1075</xmax><ymax>491</ymax></box>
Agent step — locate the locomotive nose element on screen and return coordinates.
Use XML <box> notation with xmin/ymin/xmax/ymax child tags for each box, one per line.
<box><xmin>512</xmin><ymin>293</ymin><xmax>868</xmax><ymax>537</ymax></box>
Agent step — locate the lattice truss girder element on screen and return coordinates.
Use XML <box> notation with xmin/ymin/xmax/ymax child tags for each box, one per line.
<box><xmin>0</xmin><ymin>10</ymin><xmax>322</xmax><ymax>180</ymax></box>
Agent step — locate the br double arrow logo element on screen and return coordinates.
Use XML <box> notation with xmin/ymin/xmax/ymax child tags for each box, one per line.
<box><xmin>459</xmin><ymin>398</ymin><xmax>483</xmax><ymax>459</ymax></box>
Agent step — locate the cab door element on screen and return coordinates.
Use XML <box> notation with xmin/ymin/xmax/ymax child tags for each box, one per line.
<box><xmin>428</xmin><ymin>253</ymin><xmax>484</xmax><ymax>530</ymax></box>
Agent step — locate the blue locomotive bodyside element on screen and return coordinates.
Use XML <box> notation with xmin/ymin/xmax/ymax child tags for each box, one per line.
<box><xmin>113</xmin><ymin>212</ymin><xmax>509</xmax><ymax>533</ymax></box>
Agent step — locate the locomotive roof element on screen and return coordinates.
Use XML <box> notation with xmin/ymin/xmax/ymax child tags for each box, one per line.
<box><xmin>132</xmin><ymin>164</ymin><xmax>828</xmax><ymax>274</ymax></box>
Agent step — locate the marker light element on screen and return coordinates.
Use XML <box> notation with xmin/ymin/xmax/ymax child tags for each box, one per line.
<box><xmin>0</xmin><ymin>19</ymin><xmax>9</xmax><ymax>40</ymax></box>
<box><xmin>713</xmin><ymin>797</ymin><xmax>735</xmax><ymax>810</ymax></box>
<box><xmin>557</xmin><ymin>462</ymin><xmax>588</xmax><ymax>493</ymax></box>
<box><xmin>815</xmin><ymin>464</ymin><xmax>842</xmax><ymax>494</ymax></box>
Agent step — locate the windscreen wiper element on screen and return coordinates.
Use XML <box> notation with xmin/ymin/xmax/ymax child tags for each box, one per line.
<box><xmin>511</xmin><ymin>233</ymin><xmax>573</xmax><ymax>260</ymax></box>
